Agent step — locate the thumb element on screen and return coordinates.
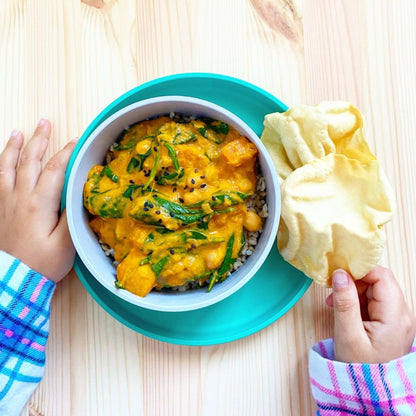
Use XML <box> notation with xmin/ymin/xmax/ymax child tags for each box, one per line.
<box><xmin>331</xmin><ymin>269</ymin><xmax>367</xmax><ymax>361</ymax></box>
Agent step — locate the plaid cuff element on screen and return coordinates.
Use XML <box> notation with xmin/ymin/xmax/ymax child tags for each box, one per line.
<box><xmin>0</xmin><ymin>250</ymin><xmax>55</xmax><ymax>405</ymax></box>
<box><xmin>309</xmin><ymin>337</ymin><xmax>416</xmax><ymax>415</ymax></box>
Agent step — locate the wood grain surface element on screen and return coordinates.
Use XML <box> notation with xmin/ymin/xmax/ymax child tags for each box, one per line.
<box><xmin>0</xmin><ymin>1</ymin><xmax>415</xmax><ymax>415</ymax></box>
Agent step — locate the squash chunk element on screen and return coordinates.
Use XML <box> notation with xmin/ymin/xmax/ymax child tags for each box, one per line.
<box><xmin>117</xmin><ymin>251</ymin><xmax>156</xmax><ymax>297</ymax></box>
<box><xmin>221</xmin><ymin>136</ymin><xmax>258</xmax><ymax>167</ymax></box>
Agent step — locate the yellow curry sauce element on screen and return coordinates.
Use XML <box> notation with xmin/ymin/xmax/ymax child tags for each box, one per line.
<box><xmin>83</xmin><ymin>116</ymin><xmax>263</xmax><ymax>297</ymax></box>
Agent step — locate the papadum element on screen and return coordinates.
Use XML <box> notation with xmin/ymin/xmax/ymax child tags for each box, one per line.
<box><xmin>261</xmin><ymin>102</ymin><xmax>394</xmax><ymax>286</ymax></box>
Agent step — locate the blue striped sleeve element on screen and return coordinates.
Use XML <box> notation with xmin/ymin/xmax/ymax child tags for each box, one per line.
<box><xmin>0</xmin><ymin>251</ymin><xmax>55</xmax><ymax>416</ymax></box>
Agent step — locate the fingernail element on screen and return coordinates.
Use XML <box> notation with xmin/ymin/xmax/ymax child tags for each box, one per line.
<box><xmin>332</xmin><ymin>270</ymin><xmax>349</xmax><ymax>288</ymax></box>
<box><xmin>38</xmin><ymin>118</ymin><xmax>46</xmax><ymax>126</ymax></box>
<box><xmin>10</xmin><ymin>129</ymin><xmax>19</xmax><ymax>137</ymax></box>
<box><xmin>69</xmin><ymin>137</ymin><xmax>79</xmax><ymax>144</ymax></box>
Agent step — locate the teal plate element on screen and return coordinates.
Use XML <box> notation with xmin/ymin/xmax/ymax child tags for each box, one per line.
<box><xmin>62</xmin><ymin>73</ymin><xmax>312</xmax><ymax>345</ymax></box>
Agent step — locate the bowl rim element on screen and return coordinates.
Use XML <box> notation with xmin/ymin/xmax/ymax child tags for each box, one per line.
<box><xmin>66</xmin><ymin>95</ymin><xmax>281</xmax><ymax>312</ymax></box>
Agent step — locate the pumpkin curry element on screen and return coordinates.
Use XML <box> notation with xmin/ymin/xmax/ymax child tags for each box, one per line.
<box><xmin>83</xmin><ymin>115</ymin><xmax>264</xmax><ymax>297</ymax></box>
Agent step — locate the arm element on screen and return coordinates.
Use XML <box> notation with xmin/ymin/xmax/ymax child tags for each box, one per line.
<box><xmin>309</xmin><ymin>267</ymin><xmax>416</xmax><ymax>415</ymax></box>
<box><xmin>0</xmin><ymin>121</ymin><xmax>77</xmax><ymax>416</ymax></box>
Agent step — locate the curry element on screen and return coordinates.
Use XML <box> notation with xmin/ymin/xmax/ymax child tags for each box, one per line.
<box><xmin>83</xmin><ymin>115</ymin><xmax>263</xmax><ymax>297</ymax></box>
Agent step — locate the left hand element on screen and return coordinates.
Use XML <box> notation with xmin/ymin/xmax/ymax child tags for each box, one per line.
<box><xmin>327</xmin><ymin>266</ymin><xmax>416</xmax><ymax>363</ymax></box>
<box><xmin>0</xmin><ymin>119</ymin><xmax>78</xmax><ymax>282</ymax></box>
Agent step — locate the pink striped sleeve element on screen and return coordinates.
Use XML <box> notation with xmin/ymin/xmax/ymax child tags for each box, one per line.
<box><xmin>309</xmin><ymin>337</ymin><xmax>416</xmax><ymax>415</ymax></box>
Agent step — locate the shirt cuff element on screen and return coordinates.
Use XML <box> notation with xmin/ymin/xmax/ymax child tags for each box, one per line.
<box><xmin>0</xmin><ymin>251</ymin><xmax>56</xmax><ymax>416</ymax></box>
<box><xmin>0</xmin><ymin>250</ymin><xmax>56</xmax><ymax>350</ymax></box>
<box><xmin>309</xmin><ymin>337</ymin><xmax>416</xmax><ymax>415</ymax></box>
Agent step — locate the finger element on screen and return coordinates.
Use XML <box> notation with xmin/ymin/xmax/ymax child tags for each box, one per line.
<box><xmin>325</xmin><ymin>292</ymin><xmax>333</xmax><ymax>307</ymax></box>
<box><xmin>362</xmin><ymin>265</ymin><xmax>399</xmax><ymax>293</ymax></box>
<box><xmin>327</xmin><ymin>279</ymin><xmax>369</xmax><ymax>309</ymax></box>
<box><xmin>331</xmin><ymin>270</ymin><xmax>368</xmax><ymax>359</ymax></box>
<box><xmin>35</xmin><ymin>138</ymin><xmax>78</xmax><ymax>211</ymax></box>
<box><xmin>0</xmin><ymin>130</ymin><xmax>24</xmax><ymax>192</ymax></box>
<box><xmin>15</xmin><ymin>119</ymin><xmax>51</xmax><ymax>192</ymax></box>
<box><xmin>363</xmin><ymin>266</ymin><xmax>405</xmax><ymax>324</ymax></box>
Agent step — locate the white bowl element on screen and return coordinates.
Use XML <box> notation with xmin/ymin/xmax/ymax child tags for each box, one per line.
<box><xmin>66</xmin><ymin>96</ymin><xmax>280</xmax><ymax>312</ymax></box>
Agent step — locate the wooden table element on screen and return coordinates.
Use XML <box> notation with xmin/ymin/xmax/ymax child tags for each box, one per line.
<box><xmin>1</xmin><ymin>1</ymin><xmax>415</xmax><ymax>415</ymax></box>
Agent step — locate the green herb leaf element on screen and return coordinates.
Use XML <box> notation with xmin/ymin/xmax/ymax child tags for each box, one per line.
<box><xmin>219</xmin><ymin>122</ymin><xmax>229</xmax><ymax>135</ymax></box>
<box><xmin>217</xmin><ymin>233</ymin><xmax>235</xmax><ymax>276</ymax></box>
<box><xmin>156</xmin><ymin>167</ymin><xmax>185</xmax><ymax>185</ymax></box>
<box><xmin>163</xmin><ymin>141</ymin><xmax>180</xmax><ymax>170</ymax></box>
<box><xmin>174</xmin><ymin>132</ymin><xmax>197</xmax><ymax>145</ymax></box>
<box><xmin>198</xmin><ymin>127</ymin><xmax>207</xmax><ymax>137</ymax></box>
<box><xmin>114</xmin><ymin>280</ymin><xmax>125</xmax><ymax>290</ymax></box>
<box><xmin>101</xmin><ymin>165</ymin><xmax>118</xmax><ymax>183</ymax></box>
<box><xmin>187</xmin><ymin>230</ymin><xmax>208</xmax><ymax>240</ymax></box>
<box><xmin>207</xmin><ymin>233</ymin><xmax>235</xmax><ymax>292</ymax></box>
<box><xmin>140</xmin><ymin>254</ymin><xmax>152</xmax><ymax>265</ymax></box>
<box><xmin>123</xmin><ymin>184</ymin><xmax>141</xmax><ymax>199</ymax></box>
<box><xmin>143</xmin><ymin>152</ymin><xmax>159</xmax><ymax>189</ymax></box>
<box><xmin>127</xmin><ymin>157</ymin><xmax>140</xmax><ymax>173</ymax></box>
<box><xmin>113</xmin><ymin>138</ymin><xmax>137</xmax><ymax>151</ymax></box>
<box><xmin>151</xmin><ymin>255</ymin><xmax>170</xmax><ymax>277</ymax></box>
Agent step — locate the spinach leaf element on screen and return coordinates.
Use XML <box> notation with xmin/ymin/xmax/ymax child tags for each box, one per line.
<box><xmin>163</xmin><ymin>141</ymin><xmax>180</xmax><ymax>170</ymax></box>
<box><xmin>101</xmin><ymin>165</ymin><xmax>118</xmax><ymax>183</ymax></box>
<box><xmin>208</xmin><ymin>233</ymin><xmax>235</xmax><ymax>292</ymax></box>
<box><xmin>151</xmin><ymin>256</ymin><xmax>169</xmax><ymax>277</ymax></box>
<box><xmin>173</xmin><ymin>132</ymin><xmax>197</xmax><ymax>145</ymax></box>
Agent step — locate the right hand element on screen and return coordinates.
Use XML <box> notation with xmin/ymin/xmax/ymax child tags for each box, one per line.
<box><xmin>0</xmin><ymin>120</ymin><xmax>77</xmax><ymax>282</ymax></box>
<box><xmin>326</xmin><ymin>266</ymin><xmax>416</xmax><ymax>363</ymax></box>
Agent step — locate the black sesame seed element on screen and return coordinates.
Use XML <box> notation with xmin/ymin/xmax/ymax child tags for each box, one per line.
<box><xmin>212</xmin><ymin>196</ymin><xmax>216</xmax><ymax>201</ymax></box>
<box><xmin>153</xmin><ymin>194</ymin><xmax>157</xmax><ymax>198</ymax></box>
<box><xmin>191</xmin><ymin>244</ymin><xmax>196</xmax><ymax>249</ymax></box>
<box><xmin>200</xmin><ymin>175</ymin><xmax>205</xmax><ymax>179</ymax></box>
<box><xmin>191</xmin><ymin>178</ymin><xmax>195</xmax><ymax>184</ymax></box>
<box><xmin>129</xmin><ymin>196</ymin><xmax>133</xmax><ymax>201</ymax></box>
<box><xmin>179</xmin><ymin>198</ymin><xmax>184</xmax><ymax>203</ymax></box>
<box><xmin>190</xmin><ymin>188</ymin><xmax>194</xmax><ymax>192</ymax></box>
<box><xmin>194</xmin><ymin>168</ymin><xmax>199</xmax><ymax>173</ymax></box>
<box><xmin>155</xmin><ymin>210</ymin><xmax>161</xmax><ymax>215</ymax></box>
<box><xmin>158</xmin><ymin>219</ymin><xmax>162</xmax><ymax>223</ymax></box>
<box><xmin>200</xmin><ymin>183</ymin><xmax>207</xmax><ymax>188</ymax></box>
<box><xmin>153</xmin><ymin>146</ymin><xmax>157</xmax><ymax>151</ymax></box>
<box><xmin>182</xmin><ymin>222</ymin><xmax>187</xmax><ymax>226</ymax></box>
<box><xmin>173</xmin><ymin>187</ymin><xmax>177</xmax><ymax>192</ymax></box>
<box><xmin>184</xmin><ymin>185</ymin><xmax>188</xmax><ymax>190</ymax></box>
<box><xmin>129</xmin><ymin>179</ymin><xmax>135</xmax><ymax>184</ymax></box>
<box><xmin>144</xmin><ymin>207</ymin><xmax>149</xmax><ymax>212</ymax></box>
<box><xmin>170</xmin><ymin>212</ymin><xmax>175</xmax><ymax>217</ymax></box>
<box><xmin>155</xmin><ymin>176</ymin><xmax>159</xmax><ymax>181</ymax></box>
<box><xmin>148</xmin><ymin>203</ymin><xmax>154</xmax><ymax>208</ymax></box>
<box><xmin>164</xmin><ymin>171</ymin><xmax>169</xmax><ymax>176</ymax></box>
<box><xmin>170</xmin><ymin>249</ymin><xmax>175</xmax><ymax>255</ymax></box>
<box><xmin>144</xmin><ymin>201</ymin><xmax>148</xmax><ymax>206</ymax></box>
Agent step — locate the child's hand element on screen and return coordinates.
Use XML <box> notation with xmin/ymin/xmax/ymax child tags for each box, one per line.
<box><xmin>0</xmin><ymin>120</ymin><xmax>77</xmax><ymax>283</ymax></box>
<box><xmin>327</xmin><ymin>266</ymin><xmax>416</xmax><ymax>363</ymax></box>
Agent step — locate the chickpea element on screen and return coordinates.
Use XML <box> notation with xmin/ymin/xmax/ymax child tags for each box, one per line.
<box><xmin>205</xmin><ymin>249</ymin><xmax>224</xmax><ymax>270</ymax></box>
<box><xmin>135</xmin><ymin>138</ymin><xmax>152</xmax><ymax>154</ymax></box>
<box><xmin>244</xmin><ymin>211</ymin><xmax>262</xmax><ymax>232</ymax></box>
